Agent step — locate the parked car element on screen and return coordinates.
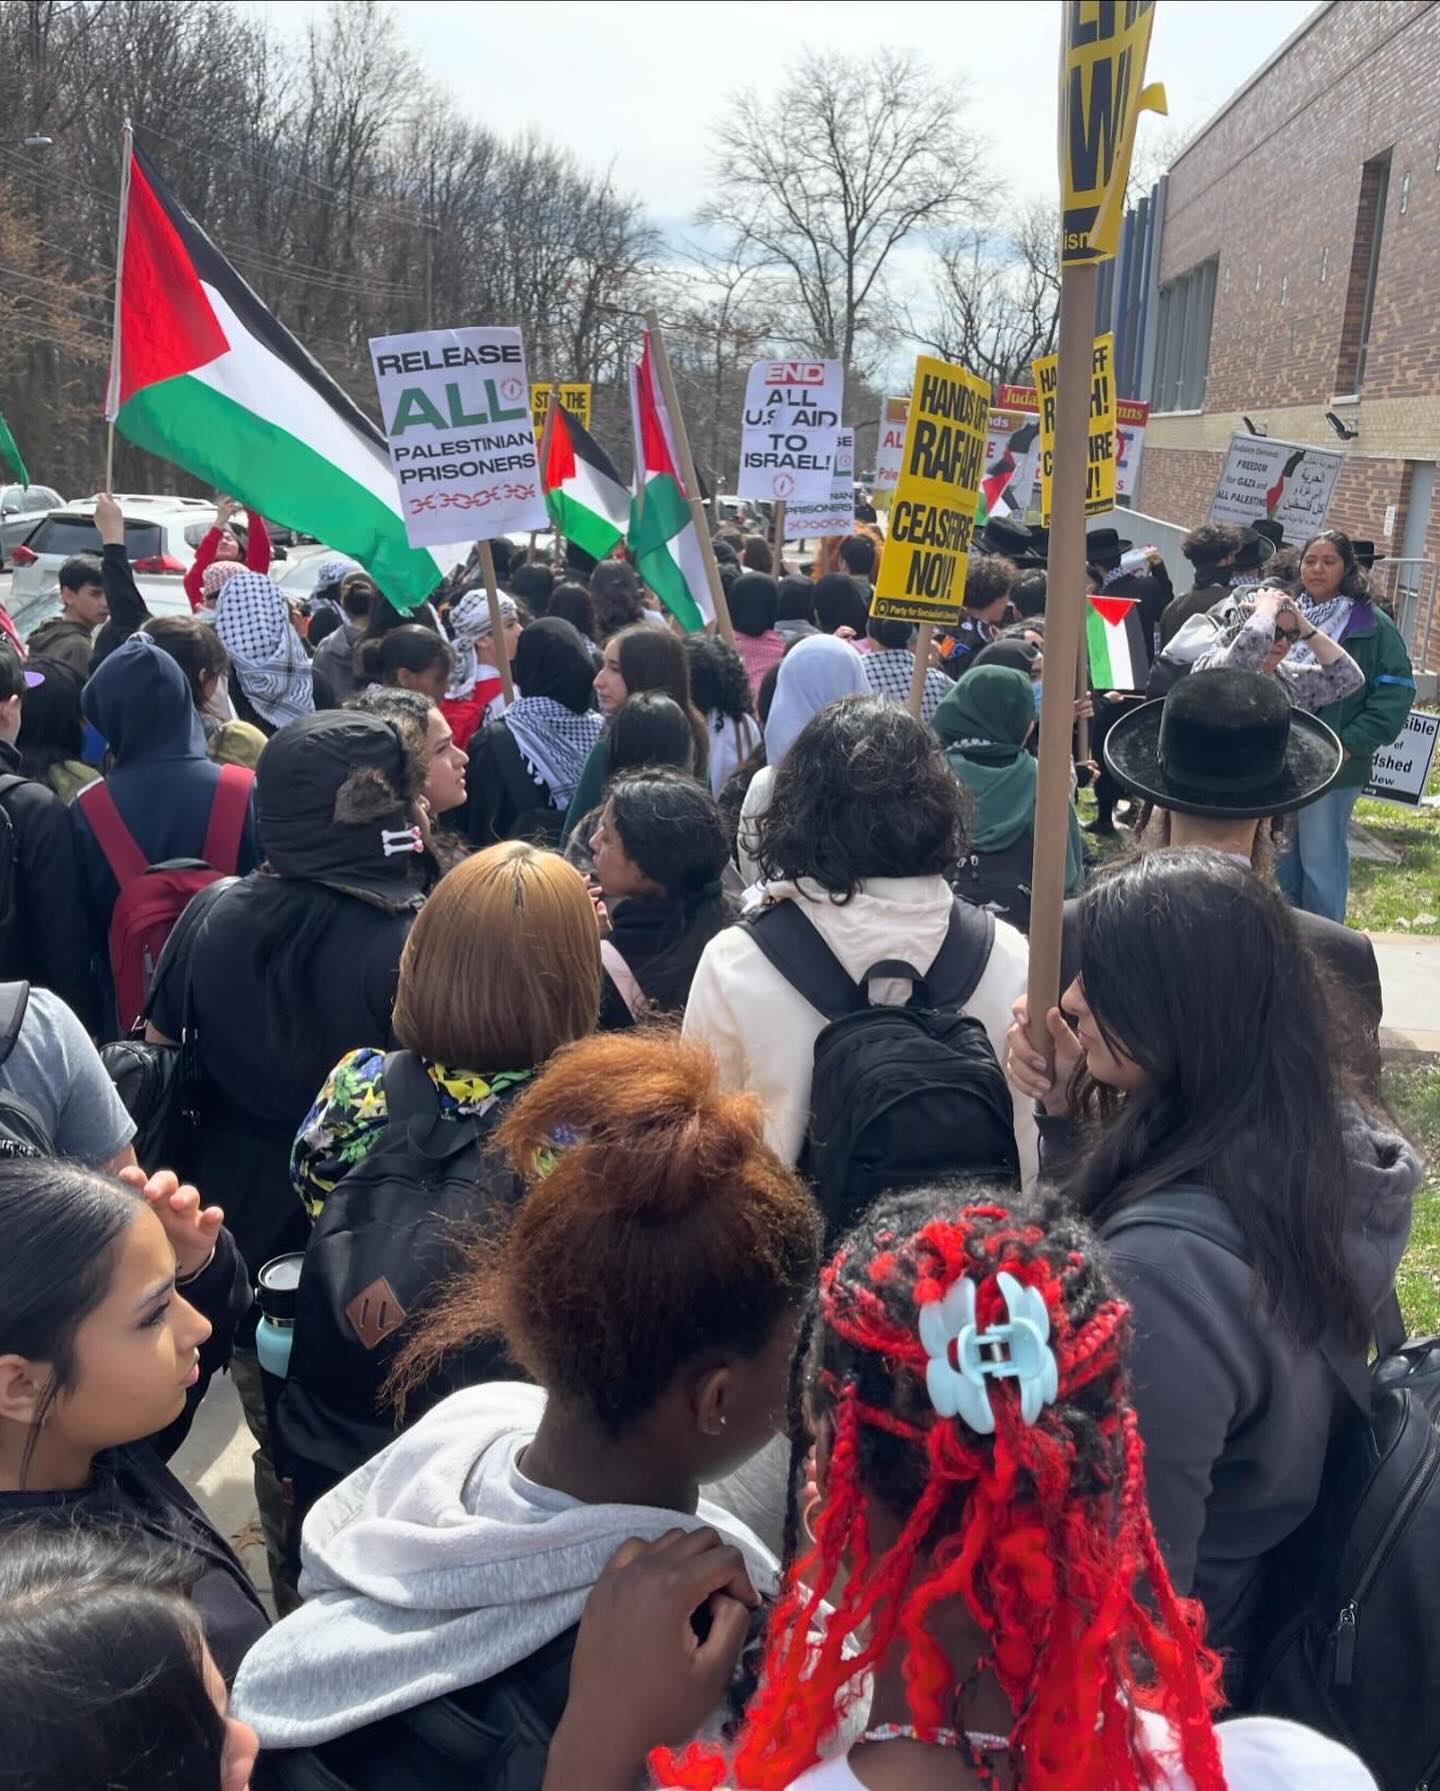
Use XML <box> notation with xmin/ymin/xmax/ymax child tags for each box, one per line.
<box><xmin>0</xmin><ymin>483</ymin><xmax>65</xmax><ymax>569</ymax></box>
<box><xmin>8</xmin><ymin>499</ymin><xmax>206</xmax><ymax>637</ymax></box>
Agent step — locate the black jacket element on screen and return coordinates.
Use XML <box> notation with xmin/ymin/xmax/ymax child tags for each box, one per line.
<box><xmin>1100</xmin><ymin>562</ymin><xmax>1173</xmax><ymax>644</ymax></box>
<box><xmin>0</xmin><ymin>1226</ymin><xmax>267</xmax><ymax>1683</ymax></box>
<box><xmin>27</xmin><ymin>543</ymin><xmax>152</xmax><ymax>678</ymax></box>
<box><xmin>465</xmin><ymin>721</ymin><xmax>564</xmax><ymax>848</ymax></box>
<box><xmin>254</xmin><ymin>1626</ymin><xmax>578</xmax><ymax>1791</ymax></box>
<box><xmin>1159</xmin><ymin>572</ymin><xmax>1231</xmax><ymax>647</ymax></box>
<box><xmin>599</xmin><ymin>892</ymin><xmax>734</xmax><ymax>1028</ymax></box>
<box><xmin>0</xmin><ymin>739</ymin><xmax>99</xmax><ymax>1031</ymax></box>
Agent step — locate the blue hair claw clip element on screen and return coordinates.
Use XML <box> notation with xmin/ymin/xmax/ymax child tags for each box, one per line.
<box><xmin>918</xmin><ymin>1272</ymin><xmax>1059</xmax><ymax>1435</ymax></box>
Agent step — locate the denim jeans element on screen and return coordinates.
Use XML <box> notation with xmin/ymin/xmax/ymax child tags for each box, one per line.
<box><xmin>1275</xmin><ymin>785</ymin><xmax>1362</xmax><ymax>923</ymax></box>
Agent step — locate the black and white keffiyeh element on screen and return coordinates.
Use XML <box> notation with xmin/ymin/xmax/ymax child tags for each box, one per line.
<box><xmin>215</xmin><ymin>571</ymin><xmax>315</xmax><ymax>729</ymax></box>
<box><xmin>503</xmin><ymin>698</ymin><xmax>602</xmax><ymax>808</ymax></box>
<box><xmin>446</xmin><ymin>589</ymin><xmax>517</xmax><ymax>702</ymax></box>
<box><xmin>1287</xmin><ymin>592</ymin><xmax>1353</xmax><ymax>667</ymax></box>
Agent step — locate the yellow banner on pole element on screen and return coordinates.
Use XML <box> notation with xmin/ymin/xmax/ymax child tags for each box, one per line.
<box><xmin>1059</xmin><ymin>0</ymin><xmax>1167</xmax><ymax>265</ymax></box>
<box><xmin>871</xmin><ymin>356</ymin><xmax>989</xmax><ymax>626</ymax></box>
<box><xmin>1034</xmin><ymin>331</ymin><xmax>1116</xmax><ymax>523</ymax></box>
<box><xmin>530</xmin><ymin>382</ymin><xmax>592</xmax><ymax>433</ymax></box>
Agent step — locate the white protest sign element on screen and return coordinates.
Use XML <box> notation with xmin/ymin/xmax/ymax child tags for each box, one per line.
<box><xmin>1115</xmin><ymin>398</ymin><xmax>1149</xmax><ymax>499</ymax></box>
<box><xmin>738</xmin><ymin>357</ymin><xmax>843</xmax><ymax>504</ymax></box>
<box><xmin>784</xmin><ymin>427</ymin><xmax>855</xmax><ymax>538</ymax></box>
<box><xmin>1208</xmin><ymin>432</ymin><xmax>1343</xmax><ymax>544</ymax></box>
<box><xmin>1364</xmin><ymin>709</ymin><xmax>1438</xmax><ymax>805</ymax></box>
<box><xmin>873</xmin><ymin>395</ymin><xmax>909</xmax><ymax>492</ymax></box>
<box><xmin>369</xmin><ymin>326</ymin><xmax>547</xmax><ymax>549</ymax></box>
<box><xmin>983</xmin><ymin>410</ymin><xmax>1043</xmax><ymax>517</ymax></box>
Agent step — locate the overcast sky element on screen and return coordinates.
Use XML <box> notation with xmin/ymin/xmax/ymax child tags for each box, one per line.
<box><xmin>261</xmin><ymin>0</ymin><xmax>1319</xmax><ymax>232</ymax></box>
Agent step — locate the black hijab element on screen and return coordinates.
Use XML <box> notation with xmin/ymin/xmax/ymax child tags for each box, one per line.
<box><xmin>513</xmin><ymin>617</ymin><xmax>596</xmax><ymax>713</ymax></box>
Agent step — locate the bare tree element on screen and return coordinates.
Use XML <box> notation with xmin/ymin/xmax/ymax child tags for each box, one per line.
<box><xmin>703</xmin><ymin>49</ymin><xmax>982</xmax><ymax>388</ymax></box>
<box><xmin>903</xmin><ymin>200</ymin><xmax>1060</xmax><ymax>387</ymax></box>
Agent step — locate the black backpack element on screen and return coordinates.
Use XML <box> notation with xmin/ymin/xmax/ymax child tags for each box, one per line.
<box><xmin>0</xmin><ymin>775</ymin><xmax>25</xmax><ymax>949</ymax></box>
<box><xmin>1104</xmin><ymin>1188</ymin><xmax>1440</xmax><ymax>1791</ymax></box>
<box><xmin>742</xmin><ymin>898</ymin><xmax>1019</xmax><ymax>1245</ymax></box>
<box><xmin>276</xmin><ymin>1051</ymin><xmax>529</xmax><ymax>1519</ymax></box>
<box><xmin>0</xmin><ymin>981</ymin><xmax>52</xmax><ymax>1157</ymax></box>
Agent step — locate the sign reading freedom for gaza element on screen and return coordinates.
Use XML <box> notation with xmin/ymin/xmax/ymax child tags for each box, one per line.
<box><xmin>738</xmin><ymin>359</ymin><xmax>843</xmax><ymax>505</ymax></box>
<box><xmin>369</xmin><ymin>326</ymin><xmax>548</xmax><ymax>550</ymax></box>
<box><xmin>1208</xmin><ymin>433</ymin><xmax>1343</xmax><ymax>544</ymax></box>
<box><xmin>872</xmin><ymin>356</ymin><xmax>989</xmax><ymax>627</ymax></box>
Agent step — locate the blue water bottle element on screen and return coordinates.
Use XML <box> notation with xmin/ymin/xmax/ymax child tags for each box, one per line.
<box><xmin>255</xmin><ymin>1253</ymin><xmax>305</xmax><ymax>1380</ymax></box>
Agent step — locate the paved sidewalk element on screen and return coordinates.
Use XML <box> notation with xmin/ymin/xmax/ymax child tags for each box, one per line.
<box><xmin>1374</xmin><ymin>930</ymin><xmax>1440</xmax><ymax>1059</ymax></box>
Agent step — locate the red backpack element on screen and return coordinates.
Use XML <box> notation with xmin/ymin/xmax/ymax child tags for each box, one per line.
<box><xmin>78</xmin><ymin>763</ymin><xmax>253</xmax><ymax>1032</ymax></box>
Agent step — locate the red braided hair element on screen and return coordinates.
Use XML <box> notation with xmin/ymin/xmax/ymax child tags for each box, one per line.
<box><xmin>653</xmin><ymin>1190</ymin><xmax>1226</xmax><ymax>1791</ymax></box>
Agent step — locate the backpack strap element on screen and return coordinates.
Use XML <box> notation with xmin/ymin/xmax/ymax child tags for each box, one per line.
<box><xmin>0</xmin><ymin>773</ymin><xmax>31</xmax><ymax>803</ymax></box>
<box><xmin>599</xmin><ymin>938</ymin><xmax>645</xmax><ymax>1020</ymax></box>
<box><xmin>201</xmin><ymin>763</ymin><xmax>252</xmax><ymax>874</ymax></box>
<box><xmin>76</xmin><ymin>780</ymin><xmax>150</xmax><ymax>888</ymax></box>
<box><xmin>741</xmin><ymin>900</ymin><xmax>860</xmax><ymax>1023</ymax></box>
<box><xmin>0</xmin><ymin>981</ymin><xmax>30</xmax><ymax>1066</ymax></box>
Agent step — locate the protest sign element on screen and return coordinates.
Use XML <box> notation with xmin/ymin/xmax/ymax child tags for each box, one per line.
<box><xmin>983</xmin><ymin>409</ymin><xmax>1043</xmax><ymax>519</ymax></box>
<box><xmin>370</xmin><ymin>326</ymin><xmax>547</xmax><ymax>550</ymax></box>
<box><xmin>530</xmin><ymin>382</ymin><xmax>592</xmax><ymax>434</ymax></box>
<box><xmin>873</xmin><ymin>395</ymin><xmax>909</xmax><ymax>492</ymax></box>
<box><xmin>1115</xmin><ymin>397</ymin><xmax>1149</xmax><ymax>499</ymax></box>
<box><xmin>1208</xmin><ymin>432</ymin><xmax>1343</xmax><ymax>543</ymax></box>
<box><xmin>786</xmin><ymin>427</ymin><xmax>855</xmax><ymax>538</ymax></box>
<box><xmin>1033</xmin><ymin>332</ymin><xmax>1116</xmax><ymax>522</ymax></box>
<box><xmin>738</xmin><ymin>358</ymin><xmax>843</xmax><ymax>505</ymax></box>
<box><xmin>1364</xmin><ymin>710</ymin><xmax>1439</xmax><ymax>805</ymax></box>
<box><xmin>1060</xmin><ymin>0</ymin><xmax>1167</xmax><ymax>264</ymax></box>
<box><xmin>872</xmin><ymin>356</ymin><xmax>989</xmax><ymax>628</ymax></box>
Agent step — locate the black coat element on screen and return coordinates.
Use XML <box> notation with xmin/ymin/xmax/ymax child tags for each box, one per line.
<box><xmin>464</xmin><ymin>721</ymin><xmax>564</xmax><ymax>849</ymax></box>
<box><xmin>0</xmin><ymin>739</ymin><xmax>99</xmax><ymax>1031</ymax></box>
<box><xmin>0</xmin><ymin>1227</ymin><xmax>267</xmax><ymax>1683</ymax></box>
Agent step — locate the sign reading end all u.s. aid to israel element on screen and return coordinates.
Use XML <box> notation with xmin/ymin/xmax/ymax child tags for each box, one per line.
<box><xmin>871</xmin><ymin>357</ymin><xmax>989</xmax><ymax>627</ymax></box>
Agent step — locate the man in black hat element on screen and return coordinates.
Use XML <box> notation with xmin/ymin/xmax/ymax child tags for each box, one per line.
<box><xmin>975</xmin><ymin>514</ymin><xmax>1045</xmax><ymax>567</ymax></box>
<box><xmin>1161</xmin><ymin>522</ymin><xmax>1244</xmax><ymax>646</ymax></box>
<box><xmin>1083</xmin><ymin>667</ymin><xmax>1382</xmax><ymax>1081</ymax></box>
<box><xmin>1349</xmin><ymin>539</ymin><xmax>1387</xmax><ymax>571</ymax></box>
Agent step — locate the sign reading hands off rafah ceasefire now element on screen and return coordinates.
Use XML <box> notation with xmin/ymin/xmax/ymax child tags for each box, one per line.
<box><xmin>738</xmin><ymin>359</ymin><xmax>844</xmax><ymax>505</ymax></box>
<box><xmin>871</xmin><ymin>357</ymin><xmax>989</xmax><ymax>627</ymax></box>
<box><xmin>369</xmin><ymin>326</ymin><xmax>548</xmax><ymax>550</ymax></box>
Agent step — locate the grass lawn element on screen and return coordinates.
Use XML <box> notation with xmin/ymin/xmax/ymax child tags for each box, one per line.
<box><xmin>1390</xmin><ymin>1062</ymin><xmax>1440</xmax><ymax>1335</ymax></box>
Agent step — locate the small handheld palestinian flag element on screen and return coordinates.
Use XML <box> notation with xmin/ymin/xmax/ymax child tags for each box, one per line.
<box><xmin>1086</xmin><ymin>594</ymin><xmax>1150</xmax><ymax>692</ymax></box>
<box><xmin>539</xmin><ymin>404</ymin><xmax>628</xmax><ymax>562</ymax></box>
<box><xmin>106</xmin><ymin>142</ymin><xmax>443</xmax><ymax>607</ymax></box>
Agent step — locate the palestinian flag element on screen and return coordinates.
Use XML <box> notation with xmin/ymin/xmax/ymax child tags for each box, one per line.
<box><xmin>540</xmin><ymin>404</ymin><xmax>628</xmax><ymax>561</ymax></box>
<box><xmin>1086</xmin><ymin>594</ymin><xmax>1150</xmax><ymax>692</ymax></box>
<box><xmin>626</xmin><ymin>333</ymin><xmax>713</xmax><ymax>631</ymax></box>
<box><xmin>106</xmin><ymin>143</ymin><xmax>441</xmax><ymax>606</ymax></box>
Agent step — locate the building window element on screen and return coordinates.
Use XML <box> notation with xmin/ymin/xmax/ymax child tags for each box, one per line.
<box><xmin>1335</xmin><ymin>150</ymin><xmax>1391</xmax><ymax>394</ymax></box>
<box><xmin>1150</xmin><ymin>259</ymin><xmax>1216</xmax><ymax>412</ymax></box>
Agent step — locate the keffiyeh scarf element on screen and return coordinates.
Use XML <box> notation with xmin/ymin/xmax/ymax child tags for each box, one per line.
<box><xmin>1287</xmin><ymin>592</ymin><xmax>1353</xmax><ymax>667</ymax></box>
<box><xmin>215</xmin><ymin>571</ymin><xmax>315</xmax><ymax>729</ymax></box>
<box><xmin>446</xmin><ymin>589</ymin><xmax>517</xmax><ymax>701</ymax></box>
<box><xmin>201</xmin><ymin>559</ymin><xmax>247</xmax><ymax>602</ymax></box>
<box><xmin>503</xmin><ymin>696</ymin><xmax>602</xmax><ymax>808</ymax></box>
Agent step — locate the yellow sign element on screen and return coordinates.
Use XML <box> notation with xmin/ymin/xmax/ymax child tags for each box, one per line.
<box><xmin>872</xmin><ymin>356</ymin><xmax>989</xmax><ymax>627</ymax></box>
<box><xmin>1034</xmin><ymin>332</ymin><xmax>1116</xmax><ymax>523</ymax></box>
<box><xmin>1059</xmin><ymin>0</ymin><xmax>1167</xmax><ymax>264</ymax></box>
<box><xmin>530</xmin><ymin>383</ymin><xmax>592</xmax><ymax>434</ymax></box>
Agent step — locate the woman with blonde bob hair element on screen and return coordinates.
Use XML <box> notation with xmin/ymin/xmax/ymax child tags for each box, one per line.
<box><xmin>275</xmin><ymin>840</ymin><xmax>602</xmax><ymax>1518</ymax></box>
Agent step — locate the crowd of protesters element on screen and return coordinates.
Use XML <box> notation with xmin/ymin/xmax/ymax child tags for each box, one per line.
<box><xmin>0</xmin><ymin>477</ymin><xmax>1424</xmax><ymax>1791</ymax></box>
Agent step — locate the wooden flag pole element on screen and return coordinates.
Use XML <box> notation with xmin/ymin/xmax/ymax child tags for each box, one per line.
<box><xmin>642</xmin><ymin>310</ymin><xmax>735</xmax><ymax>644</ymax></box>
<box><xmin>907</xmin><ymin>626</ymin><xmax>933</xmax><ymax>718</ymax></box>
<box><xmin>1075</xmin><ymin>608</ymin><xmax>1091</xmax><ymax>763</ymax></box>
<box><xmin>104</xmin><ymin>119</ymin><xmax>134</xmax><ymax>493</ymax></box>
<box><xmin>476</xmin><ymin>539</ymin><xmax>515</xmax><ymax>704</ymax></box>
<box><xmin>1024</xmin><ymin>258</ymin><xmax>1099</xmax><ymax>1054</ymax></box>
<box><xmin>771</xmin><ymin>499</ymin><xmax>787</xmax><ymax>573</ymax></box>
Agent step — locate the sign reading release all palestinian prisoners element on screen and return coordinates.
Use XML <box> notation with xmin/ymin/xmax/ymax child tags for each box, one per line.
<box><xmin>738</xmin><ymin>358</ymin><xmax>843</xmax><ymax>505</ymax></box>
<box><xmin>370</xmin><ymin>326</ymin><xmax>548</xmax><ymax>550</ymax></box>
<box><xmin>784</xmin><ymin>428</ymin><xmax>855</xmax><ymax>538</ymax></box>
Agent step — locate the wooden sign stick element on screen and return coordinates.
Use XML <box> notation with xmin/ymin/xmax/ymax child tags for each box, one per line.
<box><xmin>476</xmin><ymin>539</ymin><xmax>515</xmax><ymax>704</ymax></box>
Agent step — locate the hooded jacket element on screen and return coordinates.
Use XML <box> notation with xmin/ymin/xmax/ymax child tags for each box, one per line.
<box><xmin>1043</xmin><ymin>1108</ymin><xmax>1420</xmax><ymax>1679</ymax></box>
<box><xmin>72</xmin><ymin>635</ymin><xmax>260</xmax><ymax>946</ymax></box>
<box><xmin>233</xmin><ymin>1381</ymin><xmax>777</xmax><ymax>1751</ymax></box>
<box><xmin>683</xmin><ymin>875</ymin><xmax>1037</xmax><ymax>1187</ymax></box>
<box><xmin>0</xmin><ymin>737</ymin><xmax>100</xmax><ymax>1030</ymax></box>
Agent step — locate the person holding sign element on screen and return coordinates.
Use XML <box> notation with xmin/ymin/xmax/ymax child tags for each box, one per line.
<box><xmin>1270</xmin><ymin>530</ymin><xmax>1414</xmax><ymax>922</ymax></box>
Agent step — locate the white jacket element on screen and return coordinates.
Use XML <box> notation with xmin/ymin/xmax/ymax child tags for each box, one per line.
<box><xmin>683</xmin><ymin>874</ymin><xmax>1037</xmax><ymax>1187</ymax></box>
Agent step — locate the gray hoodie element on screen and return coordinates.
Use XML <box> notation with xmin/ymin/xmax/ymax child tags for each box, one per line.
<box><xmin>1095</xmin><ymin>1111</ymin><xmax>1421</xmax><ymax>1675</ymax></box>
<box><xmin>232</xmin><ymin>1381</ymin><xmax>778</xmax><ymax>1748</ymax></box>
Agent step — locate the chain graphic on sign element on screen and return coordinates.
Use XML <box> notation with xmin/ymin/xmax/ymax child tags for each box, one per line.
<box><xmin>409</xmin><ymin>484</ymin><xmax>538</xmax><ymax>515</ymax></box>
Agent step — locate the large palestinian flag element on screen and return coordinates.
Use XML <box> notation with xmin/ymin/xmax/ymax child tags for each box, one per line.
<box><xmin>540</xmin><ymin>403</ymin><xmax>628</xmax><ymax>561</ymax></box>
<box><xmin>105</xmin><ymin>143</ymin><xmax>441</xmax><ymax>606</ymax></box>
<box><xmin>626</xmin><ymin>333</ymin><xmax>713</xmax><ymax>631</ymax></box>
<box><xmin>1086</xmin><ymin>593</ymin><xmax>1150</xmax><ymax>692</ymax></box>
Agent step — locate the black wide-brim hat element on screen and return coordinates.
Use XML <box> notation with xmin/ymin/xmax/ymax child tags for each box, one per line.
<box><xmin>976</xmin><ymin>515</ymin><xmax>1040</xmax><ymax>563</ymax></box>
<box><xmin>1086</xmin><ymin>526</ymin><xmax>1132</xmax><ymax>557</ymax></box>
<box><xmin>1104</xmin><ymin>667</ymin><xmax>1342</xmax><ymax>819</ymax></box>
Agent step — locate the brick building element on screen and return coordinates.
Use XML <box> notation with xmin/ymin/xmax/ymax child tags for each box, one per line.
<box><xmin>1134</xmin><ymin>0</ymin><xmax>1440</xmax><ymax>669</ymax></box>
